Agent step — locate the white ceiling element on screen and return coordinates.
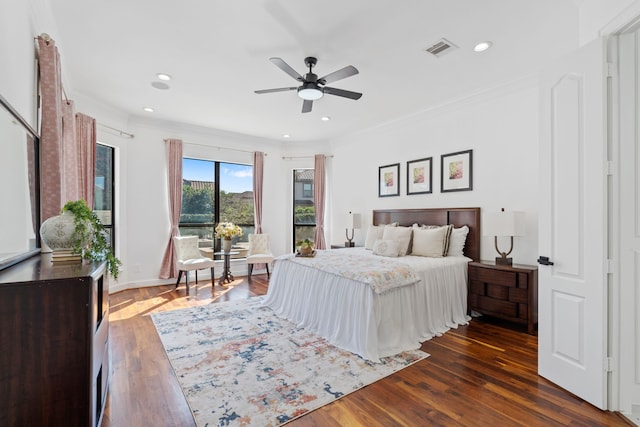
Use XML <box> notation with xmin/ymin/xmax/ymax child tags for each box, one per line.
<box><xmin>49</xmin><ymin>0</ymin><xmax>579</xmax><ymax>142</ymax></box>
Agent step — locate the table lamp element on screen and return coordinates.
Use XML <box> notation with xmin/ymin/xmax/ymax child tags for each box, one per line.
<box><xmin>345</xmin><ymin>212</ymin><xmax>358</xmax><ymax>247</ymax></box>
<box><xmin>483</xmin><ymin>208</ymin><xmax>525</xmax><ymax>265</ymax></box>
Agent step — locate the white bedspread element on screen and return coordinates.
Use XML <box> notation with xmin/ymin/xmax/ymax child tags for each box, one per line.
<box><xmin>281</xmin><ymin>250</ymin><xmax>420</xmax><ymax>294</ymax></box>
<box><xmin>263</xmin><ymin>248</ymin><xmax>471</xmax><ymax>362</ymax></box>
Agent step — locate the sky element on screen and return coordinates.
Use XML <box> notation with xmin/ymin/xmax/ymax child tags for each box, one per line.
<box><xmin>183</xmin><ymin>158</ymin><xmax>253</xmax><ymax>193</ymax></box>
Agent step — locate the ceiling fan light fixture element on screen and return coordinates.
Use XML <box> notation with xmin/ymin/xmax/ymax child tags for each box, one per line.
<box><xmin>298</xmin><ymin>83</ymin><xmax>323</xmax><ymax>100</ymax></box>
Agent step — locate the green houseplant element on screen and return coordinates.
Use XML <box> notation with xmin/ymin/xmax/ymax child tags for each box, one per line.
<box><xmin>61</xmin><ymin>199</ymin><xmax>122</xmax><ymax>279</ymax></box>
<box><xmin>296</xmin><ymin>238</ymin><xmax>314</xmax><ymax>255</ymax></box>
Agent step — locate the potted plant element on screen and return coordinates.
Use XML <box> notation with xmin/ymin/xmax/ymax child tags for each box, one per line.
<box><xmin>296</xmin><ymin>238</ymin><xmax>314</xmax><ymax>255</ymax></box>
<box><xmin>61</xmin><ymin>199</ymin><xmax>122</xmax><ymax>279</ymax></box>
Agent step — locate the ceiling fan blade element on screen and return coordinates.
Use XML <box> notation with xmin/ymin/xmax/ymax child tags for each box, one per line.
<box><xmin>269</xmin><ymin>57</ymin><xmax>304</xmax><ymax>82</ymax></box>
<box><xmin>318</xmin><ymin>65</ymin><xmax>359</xmax><ymax>85</ymax></box>
<box><xmin>254</xmin><ymin>87</ymin><xmax>298</xmax><ymax>94</ymax></box>
<box><xmin>323</xmin><ymin>87</ymin><xmax>363</xmax><ymax>100</ymax></box>
<box><xmin>302</xmin><ymin>99</ymin><xmax>313</xmax><ymax>113</ymax></box>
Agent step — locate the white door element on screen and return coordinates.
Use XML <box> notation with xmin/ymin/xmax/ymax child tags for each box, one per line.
<box><xmin>538</xmin><ymin>37</ymin><xmax>608</xmax><ymax>409</ymax></box>
<box><xmin>618</xmin><ymin>29</ymin><xmax>640</xmax><ymax>414</ymax></box>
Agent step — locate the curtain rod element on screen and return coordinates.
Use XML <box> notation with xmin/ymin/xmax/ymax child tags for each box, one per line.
<box><xmin>282</xmin><ymin>155</ymin><xmax>333</xmax><ymax>160</ymax></box>
<box><xmin>99</xmin><ymin>122</ymin><xmax>135</xmax><ymax>139</ymax></box>
<box><xmin>177</xmin><ymin>140</ymin><xmax>267</xmax><ymax>156</ymax></box>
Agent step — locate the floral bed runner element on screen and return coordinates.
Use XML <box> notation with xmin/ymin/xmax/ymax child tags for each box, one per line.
<box><xmin>281</xmin><ymin>250</ymin><xmax>419</xmax><ymax>294</ymax></box>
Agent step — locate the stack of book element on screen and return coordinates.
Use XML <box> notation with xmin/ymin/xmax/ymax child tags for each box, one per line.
<box><xmin>51</xmin><ymin>250</ymin><xmax>82</xmax><ymax>263</ymax></box>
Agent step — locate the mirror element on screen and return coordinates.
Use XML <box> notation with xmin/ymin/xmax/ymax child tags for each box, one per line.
<box><xmin>0</xmin><ymin>94</ymin><xmax>40</xmax><ymax>270</ymax></box>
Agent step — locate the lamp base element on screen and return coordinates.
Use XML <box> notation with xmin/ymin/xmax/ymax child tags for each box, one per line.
<box><xmin>345</xmin><ymin>241</ymin><xmax>355</xmax><ymax>247</ymax></box>
<box><xmin>495</xmin><ymin>256</ymin><xmax>513</xmax><ymax>266</ymax></box>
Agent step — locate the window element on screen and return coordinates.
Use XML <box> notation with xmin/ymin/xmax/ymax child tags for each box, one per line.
<box><xmin>293</xmin><ymin>169</ymin><xmax>315</xmax><ymax>250</ymax></box>
<box><xmin>94</xmin><ymin>143</ymin><xmax>115</xmax><ymax>251</ymax></box>
<box><xmin>302</xmin><ymin>182</ymin><xmax>312</xmax><ymax>198</ymax></box>
<box><xmin>180</xmin><ymin>158</ymin><xmax>254</xmax><ymax>257</ymax></box>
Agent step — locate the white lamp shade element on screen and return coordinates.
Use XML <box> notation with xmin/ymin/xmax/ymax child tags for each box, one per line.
<box><xmin>484</xmin><ymin>211</ymin><xmax>526</xmax><ymax>237</ymax></box>
<box><xmin>346</xmin><ymin>212</ymin><xmax>360</xmax><ymax>229</ymax></box>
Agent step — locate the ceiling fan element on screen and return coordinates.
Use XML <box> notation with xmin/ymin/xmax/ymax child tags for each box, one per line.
<box><xmin>254</xmin><ymin>57</ymin><xmax>362</xmax><ymax>113</ymax></box>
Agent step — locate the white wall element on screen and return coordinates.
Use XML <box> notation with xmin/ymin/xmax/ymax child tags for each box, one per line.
<box><xmin>328</xmin><ymin>77</ymin><xmax>540</xmax><ymax>265</ymax></box>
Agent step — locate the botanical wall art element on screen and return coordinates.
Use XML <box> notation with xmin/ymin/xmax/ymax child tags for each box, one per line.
<box><xmin>378</xmin><ymin>163</ymin><xmax>400</xmax><ymax>197</ymax></box>
<box><xmin>441</xmin><ymin>149</ymin><xmax>473</xmax><ymax>192</ymax></box>
<box><xmin>406</xmin><ymin>157</ymin><xmax>432</xmax><ymax>195</ymax></box>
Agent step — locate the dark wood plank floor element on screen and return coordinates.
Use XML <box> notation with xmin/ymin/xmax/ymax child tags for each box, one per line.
<box><xmin>103</xmin><ymin>276</ymin><xmax>632</xmax><ymax>427</ymax></box>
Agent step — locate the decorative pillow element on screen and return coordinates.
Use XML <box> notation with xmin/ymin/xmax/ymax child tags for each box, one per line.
<box><xmin>411</xmin><ymin>226</ymin><xmax>449</xmax><ymax>257</ymax></box>
<box><xmin>364</xmin><ymin>226</ymin><xmax>385</xmax><ymax>250</ymax></box>
<box><xmin>372</xmin><ymin>239</ymin><xmax>400</xmax><ymax>257</ymax></box>
<box><xmin>381</xmin><ymin>226</ymin><xmax>412</xmax><ymax>256</ymax></box>
<box><xmin>411</xmin><ymin>224</ymin><xmax>453</xmax><ymax>256</ymax></box>
<box><xmin>447</xmin><ymin>226</ymin><xmax>469</xmax><ymax>257</ymax></box>
<box><xmin>364</xmin><ymin>223</ymin><xmax>399</xmax><ymax>249</ymax></box>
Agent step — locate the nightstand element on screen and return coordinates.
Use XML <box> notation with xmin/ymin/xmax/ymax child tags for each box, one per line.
<box><xmin>330</xmin><ymin>244</ymin><xmax>360</xmax><ymax>249</ymax></box>
<box><xmin>468</xmin><ymin>261</ymin><xmax>538</xmax><ymax>334</ymax></box>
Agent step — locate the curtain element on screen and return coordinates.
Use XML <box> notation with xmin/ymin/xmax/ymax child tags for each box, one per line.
<box><xmin>75</xmin><ymin>113</ymin><xmax>97</xmax><ymax>207</ymax></box>
<box><xmin>252</xmin><ymin>151</ymin><xmax>265</xmax><ymax>269</ymax></box>
<box><xmin>62</xmin><ymin>101</ymin><xmax>78</xmax><ymax>202</ymax></box>
<box><xmin>38</xmin><ymin>35</ymin><xmax>64</xmax><ymax>222</ymax></box>
<box><xmin>253</xmin><ymin>151</ymin><xmax>264</xmax><ymax>234</ymax></box>
<box><xmin>313</xmin><ymin>154</ymin><xmax>326</xmax><ymax>249</ymax></box>
<box><xmin>159</xmin><ymin>139</ymin><xmax>183</xmax><ymax>279</ymax></box>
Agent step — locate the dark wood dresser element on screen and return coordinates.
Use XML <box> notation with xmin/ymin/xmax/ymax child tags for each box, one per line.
<box><xmin>0</xmin><ymin>254</ymin><xmax>109</xmax><ymax>426</ymax></box>
<box><xmin>468</xmin><ymin>260</ymin><xmax>538</xmax><ymax>334</ymax></box>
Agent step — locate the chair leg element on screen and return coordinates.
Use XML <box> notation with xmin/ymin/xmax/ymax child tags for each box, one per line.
<box><xmin>266</xmin><ymin>264</ymin><xmax>270</xmax><ymax>278</ymax></box>
<box><xmin>176</xmin><ymin>270</ymin><xmax>183</xmax><ymax>288</ymax></box>
<box><xmin>248</xmin><ymin>264</ymin><xmax>253</xmax><ymax>279</ymax></box>
<box><xmin>210</xmin><ymin>267</ymin><xmax>215</xmax><ymax>289</ymax></box>
<box><xmin>195</xmin><ymin>270</ymin><xmax>199</xmax><ymax>284</ymax></box>
<box><xmin>185</xmin><ymin>271</ymin><xmax>190</xmax><ymax>296</ymax></box>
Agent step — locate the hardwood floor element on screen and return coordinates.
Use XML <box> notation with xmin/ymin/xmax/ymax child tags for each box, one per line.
<box><xmin>103</xmin><ymin>277</ymin><xmax>632</xmax><ymax>427</ymax></box>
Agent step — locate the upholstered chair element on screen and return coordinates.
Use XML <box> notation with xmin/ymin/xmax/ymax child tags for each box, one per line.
<box><xmin>173</xmin><ymin>235</ymin><xmax>215</xmax><ymax>295</ymax></box>
<box><xmin>246</xmin><ymin>233</ymin><xmax>274</xmax><ymax>279</ymax></box>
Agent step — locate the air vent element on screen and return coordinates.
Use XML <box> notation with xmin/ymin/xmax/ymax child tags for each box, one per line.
<box><xmin>425</xmin><ymin>38</ymin><xmax>457</xmax><ymax>57</ymax></box>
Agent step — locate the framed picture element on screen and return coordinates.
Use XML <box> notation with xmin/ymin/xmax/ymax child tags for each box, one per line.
<box><xmin>441</xmin><ymin>149</ymin><xmax>473</xmax><ymax>192</ymax></box>
<box><xmin>406</xmin><ymin>157</ymin><xmax>433</xmax><ymax>195</ymax></box>
<box><xmin>378</xmin><ymin>163</ymin><xmax>400</xmax><ymax>197</ymax></box>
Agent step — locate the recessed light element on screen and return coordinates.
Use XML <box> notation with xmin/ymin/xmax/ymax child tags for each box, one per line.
<box><xmin>282</xmin><ymin>134</ymin><xmax>291</xmax><ymax>138</ymax></box>
<box><xmin>321</xmin><ymin>116</ymin><xmax>331</xmax><ymax>121</ymax></box>
<box><xmin>156</xmin><ymin>73</ymin><xmax>172</xmax><ymax>81</ymax></box>
<box><xmin>474</xmin><ymin>41</ymin><xmax>493</xmax><ymax>52</ymax></box>
<box><xmin>143</xmin><ymin>107</ymin><xmax>154</xmax><ymax>112</ymax></box>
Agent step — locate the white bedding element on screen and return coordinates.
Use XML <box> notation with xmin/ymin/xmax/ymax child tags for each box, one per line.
<box><xmin>262</xmin><ymin>247</ymin><xmax>471</xmax><ymax>362</ymax></box>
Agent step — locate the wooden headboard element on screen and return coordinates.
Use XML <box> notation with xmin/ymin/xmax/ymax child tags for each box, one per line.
<box><xmin>372</xmin><ymin>207</ymin><xmax>481</xmax><ymax>262</ymax></box>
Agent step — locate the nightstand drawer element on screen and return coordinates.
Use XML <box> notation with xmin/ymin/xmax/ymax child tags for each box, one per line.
<box><xmin>469</xmin><ymin>267</ymin><xmax>516</xmax><ymax>287</ymax></box>
<box><xmin>471</xmin><ymin>294</ymin><xmax>517</xmax><ymax>318</ymax></box>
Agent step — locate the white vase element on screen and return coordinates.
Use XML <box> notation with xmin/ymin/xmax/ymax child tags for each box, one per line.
<box><xmin>40</xmin><ymin>211</ymin><xmax>91</xmax><ymax>258</ymax></box>
<box><xmin>221</xmin><ymin>238</ymin><xmax>232</xmax><ymax>253</ymax></box>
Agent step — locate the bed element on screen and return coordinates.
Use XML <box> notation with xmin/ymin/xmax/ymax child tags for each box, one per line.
<box><xmin>263</xmin><ymin>207</ymin><xmax>481</xmax><ymax>362</ymax></box>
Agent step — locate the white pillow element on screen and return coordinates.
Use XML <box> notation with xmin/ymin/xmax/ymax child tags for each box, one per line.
<box><xmin>381</xmin><ymin>226</ymin><xmax>412</xmax><ymax>256</ymax></box>
<box><xmin>364</xmin><ymin>226</ymin><xmax>385</xmax><ymax>250</ymax></box>
<box><xmin>372</xmin><ymin>239</ymin><xmax>400</xmax><ymax>257</ymax></box>
<box><xmin>447</xmin><ymin>226</ymin><xmax>469</xmax><ymax>257</ymax></box>
<box><xmin>411</xmin><ymin>227</ymin><xmax>449</xmax><ymax>257</ymax></box>
<box><xmin>364</xmin><ymin>223</ymin><xmax>399</xmax><ymax>249</ymax></box>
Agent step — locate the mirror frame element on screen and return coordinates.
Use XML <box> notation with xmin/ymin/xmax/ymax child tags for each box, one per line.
<box><xmin>0</xmin><ymin>93</ymin><xmax>41</xmax><ymax>271</ymax></box>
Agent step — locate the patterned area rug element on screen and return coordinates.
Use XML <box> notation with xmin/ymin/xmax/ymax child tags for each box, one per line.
<box><xmin>151</xmin><ymin>297</ymin><xmax>428</xmax><ymax>426</ymax></box>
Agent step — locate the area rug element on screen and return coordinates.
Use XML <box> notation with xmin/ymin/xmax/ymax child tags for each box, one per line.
<box><xmin>150</xmin><ymin>297</ymin><xmax>428</xmax><ymax>426</ymax></box>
